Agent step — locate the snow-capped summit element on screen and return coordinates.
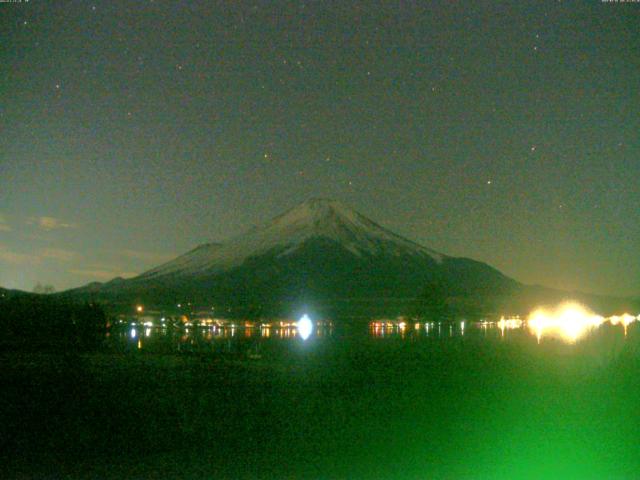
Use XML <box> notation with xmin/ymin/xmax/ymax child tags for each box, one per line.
<box><xmin>63</xmin><ymin>198</ymin><xmax>522</xmax><ymax>317</ymax></box>
<box><xmin>139</xmin><ymin>198</ymin><xmax>444</xmax><ymax>279</ymax></box>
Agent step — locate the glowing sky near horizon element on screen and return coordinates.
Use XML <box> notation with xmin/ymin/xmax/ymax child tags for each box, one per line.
<box><xmin>1</xmin><ymin>1</ymin><xmax>639</xmax><ymax>295</ymax></box>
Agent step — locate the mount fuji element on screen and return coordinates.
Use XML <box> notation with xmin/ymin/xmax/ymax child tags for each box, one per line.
<box><xmin>141</xmin><ymin>198</ymin><xmax>446</xmax><ymax>279</ymax></box>
<box><xmin>66</xmin><ymin>199</ymin><xmax>521</xmax><ymax>317</ymax></box>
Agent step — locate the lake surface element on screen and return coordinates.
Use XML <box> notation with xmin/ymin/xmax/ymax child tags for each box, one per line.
<box><xmin>106</xmin><ymin>318</ymin><xmax>635</xmax><ymax>358</ymax></box>
<box><xmin>4</xmin><ymin>319</ymin><xmax>640</xmax><ymax>479</ymax></box>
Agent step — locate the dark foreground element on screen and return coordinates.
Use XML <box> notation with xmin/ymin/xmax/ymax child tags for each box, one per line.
<box><xmin>3</xmin><ymin>328</ymin><xmax>640</xmax><ymax>479</ymax></box>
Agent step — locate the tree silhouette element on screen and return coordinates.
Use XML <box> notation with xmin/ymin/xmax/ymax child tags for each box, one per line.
<box><xmin>33</xmin><ymin>283</ymin><xmax>56</xmax><ymax>294</ymax></box>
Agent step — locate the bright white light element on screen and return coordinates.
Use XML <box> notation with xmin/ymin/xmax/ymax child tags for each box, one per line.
<box><xmin>527</xmin><ymin>302</ymin><xmax>604</xmax><ymax>343</ymax></box>
<box><xmin>297</xmin><ymin>314</ymin><xmax>313</xmax><ymax>340</ymax></box>
<box><xmin>497</xmin><ymin>316</ymin><xmax>523</xmax><ymax>332</ymax></box>
<box><xmin>130</xmin><ymin>328</ymin><xmax>137</xmax><ymax>339</ymax></box>
<box><xmin>609</xmin><ymin>313</ymin><xmax>637</xmax><ymax>335</ymax></box>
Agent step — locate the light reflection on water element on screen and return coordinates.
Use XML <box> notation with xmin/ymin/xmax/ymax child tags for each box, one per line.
<box><xmin>527</xmin><ymin>303</ymin><xmax>639</xmax><ymax>343</ymax></box>
<box><xmin>112</xmin><ymin>313</ymin><xmax>639</xmax><ymax>355</ymax></box>
<box><xmin>114</xmin><ymin>323</ymin><xmax>337</xmax><ymax>354</ymax></box>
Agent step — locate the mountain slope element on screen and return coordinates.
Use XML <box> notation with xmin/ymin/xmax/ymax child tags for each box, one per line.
<box><xmin>138</xmin><ymin>199</ymin><xmax>444</xmax><ymax>279</ymax></box>
<box><xmin>64</xmin><ymin>198</ymin><xmax>520</xmax><ymax>316</ymax></box>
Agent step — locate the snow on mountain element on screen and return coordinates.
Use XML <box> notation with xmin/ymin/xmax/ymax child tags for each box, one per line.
<box><xmin>138</xmin><ymin>242</ymin><xmax>223</xmax><ymax>279</ymax></box>
<box><xmin>138</xmin><ymin>198</ymin><xmax>444</xmax><ymax>279</ymax></box>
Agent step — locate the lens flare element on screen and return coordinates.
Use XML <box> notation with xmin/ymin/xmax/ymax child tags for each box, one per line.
<box><xmin>609</xmin><ymin>313</ymin><xmax>637</xmax><ymax>335</ymax></box>
<box><xmin>297</xmin><ymin>314</ymin><xmax>313</xmax><ymax>340</ymax></box>
<box><xmin>527</xmin><ymin>302</ymin><xmax>605</xmax><ymax>343</ymax></box>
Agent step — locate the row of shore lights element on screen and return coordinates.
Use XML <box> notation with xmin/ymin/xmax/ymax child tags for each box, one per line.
<box><xmin>134</xmin><ymin>305</ymin><xmax>314</xmax><ymax>341</ymax></box>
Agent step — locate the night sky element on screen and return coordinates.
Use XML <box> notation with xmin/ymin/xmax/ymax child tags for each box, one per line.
<box><xmin>1</xmin><ymin>1</ymin><xmax>639</xmax><ymax>296</ymax></box>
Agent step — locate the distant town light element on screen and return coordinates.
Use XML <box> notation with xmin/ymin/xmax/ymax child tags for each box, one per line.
<box><xmin>136</xmin><ymin>305</ymin><xmax>143</xmax><ymax>313</ymax></box>
<box><xmin>298</xmin><ymin>314</ymin><xmax>313</xmax><ymax>340</ymax></box>
<box><xmin>527</xmin><ymin>302</ymin><xmax>604</xmax><ymax>343</ymax></box>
